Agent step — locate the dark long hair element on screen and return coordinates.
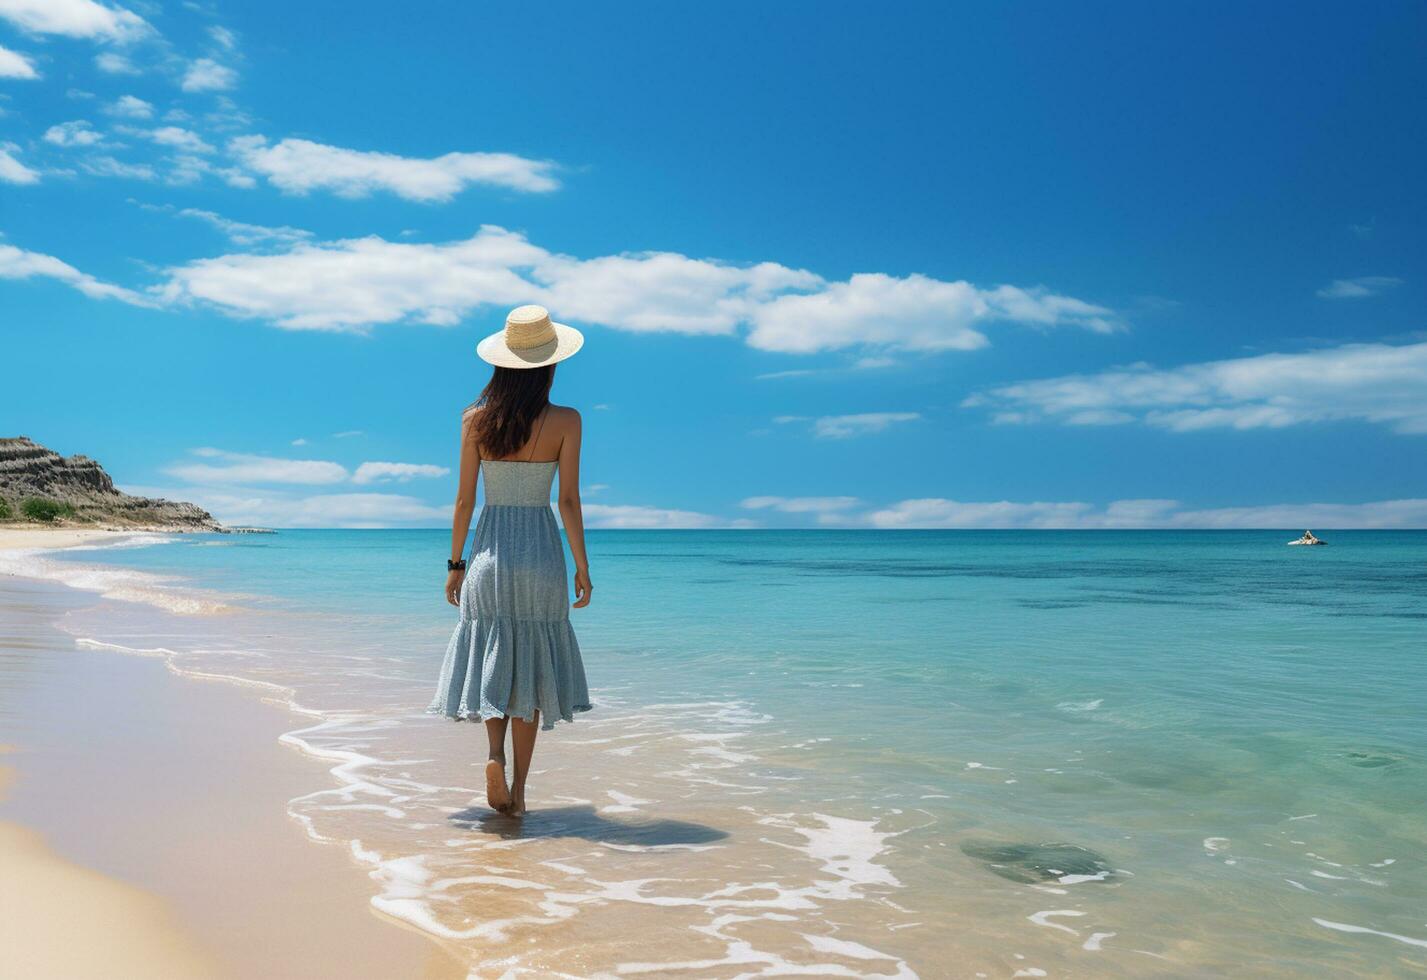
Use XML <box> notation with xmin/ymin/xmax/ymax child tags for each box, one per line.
<box><xmin>469</xmin><ymin>365</ymin><xmax>554</xmax><ymax>459</ymax></box>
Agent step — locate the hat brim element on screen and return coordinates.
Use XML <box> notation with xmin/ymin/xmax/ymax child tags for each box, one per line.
<box><xmin>476</xmin><ymin>321</ymin><xmax>584</xmax><ymax>368</ymax></box>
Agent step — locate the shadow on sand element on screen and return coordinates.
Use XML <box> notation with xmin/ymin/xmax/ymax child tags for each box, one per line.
<box><xmin>449</xmin><ymin>804</ymin><xmax>730</xmax><ymax>846</ymax></box>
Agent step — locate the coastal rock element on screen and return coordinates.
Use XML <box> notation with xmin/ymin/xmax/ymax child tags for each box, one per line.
<box><xmin>0</xmin><ymin>436</ymin><xmax>221</xmax><ymax>531</ymax></box>
<box><xmin>961</xmin><ymin>839</ymin><xmax>1116</xmax><ymax>884</ymax></box>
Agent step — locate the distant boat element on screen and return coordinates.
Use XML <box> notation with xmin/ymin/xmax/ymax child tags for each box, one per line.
<box><xmin>1288</xmin><ymin>530</ymin><xmax>1326</xmax><ymax>546</ymax></box>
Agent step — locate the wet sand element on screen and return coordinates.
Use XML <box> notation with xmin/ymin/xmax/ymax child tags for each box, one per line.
<box><xmin>0</xmin><ymin>569</ymin><xmax>465</xmax><ymax>978</ymax></box>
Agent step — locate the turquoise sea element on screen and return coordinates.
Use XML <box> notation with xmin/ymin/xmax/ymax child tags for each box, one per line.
<box><xmin>15</xmin><ymin>529</ymin><xmax>1427</xmax><ymax>976</ymax></box>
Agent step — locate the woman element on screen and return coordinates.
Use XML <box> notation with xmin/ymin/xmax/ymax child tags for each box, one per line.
<box><xmin>429</xmin><ymin>305</ymin><xmax>593</xmax><ymax>817</ymax></box>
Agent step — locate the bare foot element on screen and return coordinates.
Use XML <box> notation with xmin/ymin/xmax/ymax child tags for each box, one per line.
<box><xmin>484</xmin><ymin>760</ymin><xmax>512</xmax><ymax>813</ymax></box>
<box><xmin>509</xmin><ymin>790</ymin><xmax>526</xmax><ymax>817</ymax></box>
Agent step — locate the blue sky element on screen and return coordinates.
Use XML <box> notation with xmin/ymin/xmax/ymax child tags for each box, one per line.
<box><xmin>2</xmin><ymin>0</ymin><xmax>1425</xmax><ymax>528</ymax></box>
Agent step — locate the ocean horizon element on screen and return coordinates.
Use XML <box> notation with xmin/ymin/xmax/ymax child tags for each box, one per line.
<box><xmin>3</xmin><ymin>527</ymin><xmax>1423</xmax><ymax>976</ymax></box>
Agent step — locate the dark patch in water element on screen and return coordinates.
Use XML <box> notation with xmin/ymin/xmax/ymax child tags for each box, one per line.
<box><xmin>961</xmin><ymin>839</ymin><xmax>1115</xmax><ymax>884</ymax></box>
<box><xmin>1342</xmin><ymin>749</ymin><xmax>1408</xmax><ymax>769</ymax></box>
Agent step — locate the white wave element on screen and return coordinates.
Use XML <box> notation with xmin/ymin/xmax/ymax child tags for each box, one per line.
<box><xmin>1056</xmin><ymin>698</ymin><xmax>1103</xmax><ymax>712</ymax></box>
<box><xmin>1028</xmin><ymin>909</ymin><xmax>1084</xmax><ymax>935</ymax></box>
<box><xmin>1059</xmin><ymin>871</ymin><xmax>1111</xmax><ymax>885</ymax></box>
<box><xmin>761</xmin><ymin>812</ymin><xmax>902</xmax><ymax>891</ymax></box>
<box><xmin>1312</xmin><ymin>918</ymin><xmax>1427</xmax><ymax>949</ymax></box>
<box><xmin>614</xmin><ymin>910</ymin><xmax>917</xmax><ymax>978</ymax></box>
<box><xmin>801</xmin><ymin>933</ymin><xmax>900</xmax><ymax>960</ymax></box>
<box><xmin>600</xmin><ymin>789</ymin><xmax>652</xmax><ymax>814</ymax></box>
<box><xmin>63</xmin><ymin>533</ymin><xmax>183</xmax><ymax>552</ymax></box>
<box><xmin>0</xmin><ymin>542</ymin><xmax>232</xmax><ymax>615</ymax></box>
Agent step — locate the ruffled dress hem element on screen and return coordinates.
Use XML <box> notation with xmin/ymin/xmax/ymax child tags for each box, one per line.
<box><xmin>428</xmin><ymin>612</ymin><xmax>592</xmax><ymax>732</ymax></box>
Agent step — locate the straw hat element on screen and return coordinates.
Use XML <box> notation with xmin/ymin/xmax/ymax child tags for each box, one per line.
<box><xmin>477</xmin><ymin>305</ymin><xmax>584</xmax><ymax>368</ymax></box>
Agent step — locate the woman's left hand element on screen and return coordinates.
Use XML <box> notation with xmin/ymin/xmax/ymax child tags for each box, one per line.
<box><xmin>572</xmin><ymin>567</ymin><xmax>592</xmax><ymax>608</ymax></box>
<box><xmin>445</xmin><ymin>569</ymin><xmax>465</xmax><ymax>607</ymax></box>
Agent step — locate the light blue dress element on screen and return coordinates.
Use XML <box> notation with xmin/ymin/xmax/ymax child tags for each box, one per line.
<box><xmin>428</xmin><ymin>458</ymin><xmax>591</xmax><ymax>730</ymax></box>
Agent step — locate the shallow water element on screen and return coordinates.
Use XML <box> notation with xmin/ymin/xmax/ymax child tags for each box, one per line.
<box><xmin>8</xmin><ymin>529</ymin><xmax>1427</xmax><ymax>976</ymax></box>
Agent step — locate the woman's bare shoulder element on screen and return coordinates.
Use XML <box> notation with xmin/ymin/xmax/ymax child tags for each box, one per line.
<box><xmin>460</xmin><ymin>404</ymin><xmax>482</xmax><ymax>442</ymax></box>
<box><xmin>547</xmin><ymin>404</ymin><xmax>582</xmax><ymax>427</ymax></box>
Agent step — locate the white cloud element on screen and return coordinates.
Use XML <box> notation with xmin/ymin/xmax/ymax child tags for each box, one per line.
<box><xmin>1316</xmin><ymin>276</ymin><xmax>1403</xmax><ymax>299</ymax></box>
<box><xmin>125</xmin><ymin>484</ymin><xmax>450</xmax><ymax>528</ymax></box>
<box><xmin>94</xmin><ymin>51</ymin><xmax>138</xmax><ymax>74</ymax></box>
<box><xmin>119</xmin><ymin>124</ymin><xmax>214</xmax><ymax>154</ymax></box>
<box><xmin>756</xmin><ymin>356</ymin><xmax>897</xmax><ymax>381</ymax></box>
<box><xmin>0</xmin><ymin>241</ymin><xmax>152</xmax><ymax>304</ymax></box>
<box><xmin>968</xmin><ymin>341</ymin><xmax>1427</xmax><ymax>435</ymax></box>
<box><xmin>43</xmin><ymin>119</ymin><xmax>104</xmax><ymax>146</ymax></box>
<box><xmin>535</xmin><ymin>252</ymin><xmax>817</xmax><ymax>334</ymax></box>
<box><xmin>741</xmin><ymin>496</ymin><xmax>861</xmax><ymax>514</ymax></box>
<box><xmin>852</xmin><ymin>497</ymin><xmax>1427</xmax><ymax>530</ymax></box>
<box><xmin>352</xmin><ymin>461</ymin><xmax>449</xmax><ymax>485</ymax></box>
<box><xmin>228</xmin><ymin>135</ymin><xmax>559</xmax><ymax>200</ymax></box>
<box><xmin>247</xmin><ymin>492</ymin><xmax>449</xmax><ymax>527</ymax></box>
<box><xmin>162</xmin><ymin>154</ymin><xmax>255</xmax><ymax>188</ymax></box>
<box><xmin>151</xmin><ymin>224</ymin><xmax>1109</xmax><ymax>352</ymax></box>
<box><xmin>0</xmin><ymin>0</ymin><xmax>149</xmax><ymax>41</ymax></box>
<box><xmin>0</xmin><ymin>144</ymin><xmax>39</xmax><ymax>184</ymax></box>
<box><xmin>165</xmin><ymin>448</ymin><xmax>348</xmax><ymax>485</ymax></box>
<box><xmin>202</xmin><ymin>95</ymin><xmax>249</xmax><ymax>132</ymax></box>
<box><xmin>291</xmin><ymin>438</ymin><xmax>307</xmax><ymax>446</ymax></box>
<box><xmin>174</xmin><ymin>207</ymin><xmax>311</xmax><ymax>247</ymax></box>
<box><xmin>748</xmin><ymin>274</ymin><xmax>1116</xmax><ymax>353</ymax></box>
<box><xmin>155</xmin><ymin>225</ymin><xmax>547</xmax><ymax>330</ymax></box>
<box><xmin>181</xmin><ymin>57</ymin><xmax>236</xmax><ymax>92</ymax></box>
<box><xmin>582</xmin><ymin>503</ymin><xmax>725</xmax><ymax>529</ymax></box>
<box><xmin>774</xmin><ymin>412</ymin><xmax>920</xmax><ymax>439</ymax></box>
<box><xmin>0</xmin><ymin>43</ymin><xmax>38</xmax><ymax>79</ymax></box>
<box><xmin>106</xmin><ymin>94</ymin><xmax>153</xmax><ymax>118</ymax></box>
<box><xmin>861</xmin><ymin>498</ymin><xmax>1101</xmax><ymax>529</ymax></box>
<box><xmin>81</xmin><ymin>154</ymin><xmax>155</xmax><ymax>180</ymax></box>
<box><xmin>333</xmin><ymin>430</ymin><xmax>364</xmax><ymax>438</ymax></box>
<box><xmin>207</xmin><ymin>25</ymin><xmax>236</xmax><ymax>50</ymax></box>
<box><xmin>1148</xmin><ymin>499</ymin><xmax>1427</xmax><ymax>530</ymax></box>
<box><xmin>158</xmin><ymin>449</ymin><xmax>444</xmax><ymax>494</ymax></box>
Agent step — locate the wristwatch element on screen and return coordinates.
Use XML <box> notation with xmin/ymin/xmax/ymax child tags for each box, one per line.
<box><xmin>447</xmin><ymin>559</ymin><xmax>467</xmax><ymax>572</ymax></box>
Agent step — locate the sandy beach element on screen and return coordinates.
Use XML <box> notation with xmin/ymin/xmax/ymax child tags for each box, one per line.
<box><xmin>0</xmin><ymin>526</ymin><xmax>141</xmax><ymax>551</ymax></box>
<box><xmin>0</xmin><ymin>529</ymin><xmax>465</xmax><ymax>979</ymax></box>
<box><xmin>0</xmin><ymin>756</ymin><xmax>221</xmax><ymax>979</ymax></box>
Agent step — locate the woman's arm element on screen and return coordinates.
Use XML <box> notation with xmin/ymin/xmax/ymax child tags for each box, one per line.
<box><xmin>445</xmin><ymin>412</ymin><xmax>481</xmax><ymax>606</ymax></box>
<box><xmin>556</xmin><ymin>409</ymin><xmax>592</xmax><ymax>608</ymax></box>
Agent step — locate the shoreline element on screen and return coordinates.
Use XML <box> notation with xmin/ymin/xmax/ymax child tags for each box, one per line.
<box><xmin>0</xmin><ymin>526</ymin><xmax>160</xmax><ymax>551</ymax></box>
<box><xmin>0</xmin><ymin>540</ymin><xmax>466</xmax><ymax>978</ymax></box>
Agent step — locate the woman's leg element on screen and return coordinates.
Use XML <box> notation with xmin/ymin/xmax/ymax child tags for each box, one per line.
<box><xmin>483</xmin><ymin>717</ymin><xmax>511</xmax><ymax>813</ymax></box>
<box><xmin>509</xmin><ymin>712</ymin><xmax>540</xmax><ymax>815</ymax></box>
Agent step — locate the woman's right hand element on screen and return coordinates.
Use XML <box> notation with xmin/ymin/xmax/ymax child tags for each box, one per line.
<box><xmin>445</xmin><ymin>569</ymin><xmax>465</xmax><ymax>607</ymax></box>
<box><xmin>573</xmin><ymin>567</ymin><xmax>592</xmax><ymax>608</ymax></box>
